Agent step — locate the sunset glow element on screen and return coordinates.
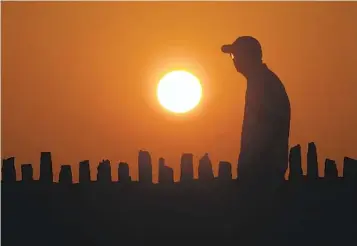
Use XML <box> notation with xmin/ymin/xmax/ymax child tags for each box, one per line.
<box><xmin>157</xmin><ymin>70</ymin><xmax>202</xmax><ymax>114</ymax></box>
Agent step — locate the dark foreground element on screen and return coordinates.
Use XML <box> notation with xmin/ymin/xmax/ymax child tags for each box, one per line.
<box><xmin>2</xmin><ymin>179</ymin><xmax>357</xmax><ymax>246</ymax></box>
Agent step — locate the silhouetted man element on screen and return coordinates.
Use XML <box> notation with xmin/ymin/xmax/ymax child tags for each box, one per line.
<box><xmin>222</xmin><ymin>36</ymin><xmax>291</xmax><ymax>193</ymax></box>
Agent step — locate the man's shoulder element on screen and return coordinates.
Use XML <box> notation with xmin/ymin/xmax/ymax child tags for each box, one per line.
<box><xmin>264</xmin><ymin>67</ymin><xmax>288</xmax><ymax>97</ymax></box>
<box><xmin>264</xmin><ymin>66</ymin><xmax>284</xmax><ymax>85</ymax></box>
<box><xmin>262</xmin><ymin>67</ymin><xmax>291</xmax><ymax>116</ymax></box>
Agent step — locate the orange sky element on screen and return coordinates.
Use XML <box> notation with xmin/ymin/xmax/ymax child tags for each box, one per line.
<box><xmin>2</xmin><ymin>2</ymin><xmax>357</xmax><ymax>182</ymax></box>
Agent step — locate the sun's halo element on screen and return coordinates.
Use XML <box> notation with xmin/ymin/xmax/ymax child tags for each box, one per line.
<box><xmin>157</xmin><ymin>70</ymin><xmax>202</xmax><ymax>114</ymax></box>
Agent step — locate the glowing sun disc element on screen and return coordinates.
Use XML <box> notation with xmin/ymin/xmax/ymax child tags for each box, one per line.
<box><xmin>157</xmin><ymin>70</ymin><xmax>202</xmax><ymax>114</ymax></box>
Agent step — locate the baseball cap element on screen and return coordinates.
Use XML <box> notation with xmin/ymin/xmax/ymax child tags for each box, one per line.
<box><xmin>221</xmin><ymin>36</ymin><xmax>262</xmax><ymax>59</ymax></box>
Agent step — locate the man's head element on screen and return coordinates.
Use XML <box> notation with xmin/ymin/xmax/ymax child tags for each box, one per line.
<box><xmin>221</xmin><ymin>36</ymin><xmax>263</xmax><ymax>77</ymax></box>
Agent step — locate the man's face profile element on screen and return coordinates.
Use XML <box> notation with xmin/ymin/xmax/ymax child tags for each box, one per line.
<box><xmin>231</xmin><ymin>50</ymin><xmax>260</xmax><ymax>76</ymax></box>
<box><xmin>230</xmin><ymin>51</ymin><xmax>245</xmax><ymax>73</ymax></box>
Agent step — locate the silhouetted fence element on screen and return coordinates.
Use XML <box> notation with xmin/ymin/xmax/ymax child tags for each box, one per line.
<box><xmin>79</xmin><ymin>160</ymin><xmax>90</xmax><ymax>184</ymax></box>
<box><xmin>21</xmin><ymin>164</ymin><xmax>33</xmax><ymax>182</ymax></box>
<box><xmin>325</xmin><ymin>159</ymin><xmax>338</xmax><ymax>181</ymax></box>
<box><xmin>288</xmin><ymin>144</ymin><xmax>303</xmax><ymax>181</ymax></box>
<box><xmin>218</xmin><ymin>161</ymin><xmax>232</xmax><ymax>181</ymax></box>
<box><xmin>118</xmin><ymin>162</ymin><xmax>131</xmax><ymax>183</ymax></box>
<box><xmin>158</xmin><ymin>157</ymin><xmax>174</xmax><ymax>184</ymax></box>
<box><xmin>2</xmin><ymin>142</ymin><xmax>357</xmax><ymax>184</ymax></box>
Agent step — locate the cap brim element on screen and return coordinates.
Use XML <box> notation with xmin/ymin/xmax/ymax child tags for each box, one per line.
<box><xmin>221</xmin><ymin>44</ymin><xmax>234</xmax><ymax>54</ymax></box>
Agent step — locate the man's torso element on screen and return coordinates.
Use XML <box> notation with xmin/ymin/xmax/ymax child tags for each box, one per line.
<box><xmin>238</xmin><ymin>64</ymin><xmax>291</xmax><ymax>181</ymax></box>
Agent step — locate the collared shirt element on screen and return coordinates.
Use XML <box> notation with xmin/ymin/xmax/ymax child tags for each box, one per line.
<box><xmin>238</xmin><ymin>64</ymin><xmax>291</xmax><ymax>183</ymax></box>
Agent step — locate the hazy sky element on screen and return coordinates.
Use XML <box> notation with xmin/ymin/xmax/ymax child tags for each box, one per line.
<box><xmin>2</xmin><ymin>2</ymin><xmax>357</xmax><ymax>182</ymax></box>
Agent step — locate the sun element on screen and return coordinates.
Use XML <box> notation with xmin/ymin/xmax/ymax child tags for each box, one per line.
<box><xmin>157</xmin><ymin>70</ymin><xmax>202</xmax><ymax>114</ymax></box>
